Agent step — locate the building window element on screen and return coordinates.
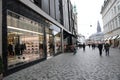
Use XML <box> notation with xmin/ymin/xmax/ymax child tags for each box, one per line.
<box><xmin>112</xmin><ymin>20</ymin><xmax>114</xmax><ymax>30</ymax></box>
<box><xmin>119</xmin><ymin>15</ymin><xmax>120</xmax><ymax>27</ymax></box>
<box><xmin>117</xmin><ymin>4</ymin><xmax>120</xmax><ymax>12</ymax></box>
<box><xmin>7</xmin><ymin>11</ymin><xmax>44</xmax><ymax>68</ymax></box>
<box><xmin>114</xmin><ymin>6</ymin><xmax>116</xmax><ymax>14</ymax></box>
<box><xmin>115</xmin><ymin>17</ymin><xmax>118</xmax><ymax>28</ymax></box>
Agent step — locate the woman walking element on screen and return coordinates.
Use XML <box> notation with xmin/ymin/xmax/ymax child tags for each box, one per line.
<box><xmin>104</xmin><ymin>43</ymin><xmax>110</xmax><ymax>56</ymax></box>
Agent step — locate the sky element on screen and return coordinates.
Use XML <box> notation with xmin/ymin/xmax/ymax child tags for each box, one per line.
<box><xmin>70</xmin><ymin>0</ymin><xmax>104</xmax><ymax>39</ymax></box>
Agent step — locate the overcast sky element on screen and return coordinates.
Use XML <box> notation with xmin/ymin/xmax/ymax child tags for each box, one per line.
<box><xmin>70</xmin><ymin>0</ymin><xmax>104</xmax><ymax>39</ymax></box>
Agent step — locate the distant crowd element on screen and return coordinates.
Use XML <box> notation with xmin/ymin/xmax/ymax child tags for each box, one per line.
<box><xmin>76</xmin><ymin>42</ymin><xmax>111</xmax><ymax>56</ymax></box>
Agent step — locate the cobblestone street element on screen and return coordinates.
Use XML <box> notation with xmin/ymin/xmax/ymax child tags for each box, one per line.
<box><xmin>3</xmin><ymin>47</ymin><xmax>120</xmax><ymax>80</ymax></box>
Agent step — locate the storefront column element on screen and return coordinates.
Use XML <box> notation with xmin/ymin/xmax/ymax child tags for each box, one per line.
<box><xmin>0</xmin><ymin>0</ymin><xmax>2</xmax><ymax>56</ymax></box>
<box><xmin>61</xmin><ymin>29</ymin><xmax>64</xmax><ymax>53</ymax></box>
<box><xmin>0</xmin><ymin>0</ymin><xmax>3</xmax><ymax>78</ymax></box>
<box><xmin>68</xmin><ymin>36</ymin><xmax>72</xmax><ymax>45</ymax></box>
<box><xmin>2</xmin><ymin>0</ymin><xmax>8</xmax><ymax>76</ymax></box>
<box><xmin>43</xmin><ymin>26</ymin><xmax>47</xmax><ymax>59</ymax></box>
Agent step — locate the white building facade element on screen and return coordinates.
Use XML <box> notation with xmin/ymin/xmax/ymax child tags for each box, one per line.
<box><xmin>89</xmin><ymin>32</ymin><xmax>104</xmax><ymax>43</ymax></box>
<box><xmin>77</xmin><ymin>34</ymin><xmax>85</xmax><ymax>44</ymax></box>
<box><xmin>101</xmin><ymin>0</ymin><xmax>120</xmax><ymax>47</ymax></box>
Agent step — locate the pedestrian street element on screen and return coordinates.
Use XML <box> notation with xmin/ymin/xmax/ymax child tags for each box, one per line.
<box><xmin>3</xmin><ymin>46</ymin><xmax>120</xmax><ymax>80</ymax></box>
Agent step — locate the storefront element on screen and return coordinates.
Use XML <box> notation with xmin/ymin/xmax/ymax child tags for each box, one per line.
<box><xmin>2</xmin><ymin>1</ymin><xmax>62</xmax><ymax>75</ymax></box>
<box><xmin>63</xmin><ymin>30</ymin><xmax>77</xmax><ymax>52</ymax></box>
<box><xmin>117</xmin><ymin>35</ymin><xmax>120</xmax><ymax>49</ymax></box>
<box><xmin>111</xmin><ymin>35</ymin><xmax>119</xmax><ymax>47</ymax></box>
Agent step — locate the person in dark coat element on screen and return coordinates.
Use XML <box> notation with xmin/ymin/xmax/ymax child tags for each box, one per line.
<box><xmin>71</xmin><ymin>44</ymin><xmax>76</xmax><ymax>55</ymax></box>
<box><xmin>92</xmin><ymin>43</ymin><xmax>95</xmax><ymax>50</ymax></box>
<box><xmin>82</xmin><ymin>43</ymin><xmax>86</xmax><ymax>51</ymax></box>
<box><xmin>88</xmin><ymin>44</ymin><xmax>90</xmax><ymax>48</ymax></box>
<box><xmin>98</xmin><ymin>43</ymin><xmax>103</xmax><ymax>56</ymax></box>
<box><xmin>104</xmin><ymin>43</ymin><xmax>110</xmax><ymax>56</ymax></box>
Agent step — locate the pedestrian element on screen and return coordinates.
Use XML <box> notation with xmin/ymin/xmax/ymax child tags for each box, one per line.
<box><xmin>82</xmin><ymin>43</ymin><xmax>86</xmax><ymax>51</ymax></box>
<box><xmin>88</xmin><ymin>44</ymin><xmax>90</xmax><ymax>48</ymax></box>
<box><xmin>92</xmin><ymin>43</ymin><xmax>95</xmax><ymax>50</ymax></box>
<box><xmin>98</xmin><ymin>43</ymin><xmax>103</xmax><ymax>56</ymax></box>
<box><xmin>71</xmin><ymin>44</ymin><xmax>77</xmax><ymax>55</ymax></box>
<box><xmin>104</xmin><ymin>43</ymin><xmax>110</xmax><ymax>56</ymax></box>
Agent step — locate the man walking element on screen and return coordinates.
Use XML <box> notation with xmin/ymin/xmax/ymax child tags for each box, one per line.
<box><xmin>82</xmin><ymin>43</ymin><xmax>86</xmax><ymax>51</ymax></box>
<box><xmin>98</xmin><ymin>43</ymin><xmax>103</xmax><ymax>56</ymax></box>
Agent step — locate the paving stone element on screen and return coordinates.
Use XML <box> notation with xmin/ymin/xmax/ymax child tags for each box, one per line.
<box><xmin>3</xmin><ymin>47</ymin><xmax>120</xmax><ymax>80</ymax></box>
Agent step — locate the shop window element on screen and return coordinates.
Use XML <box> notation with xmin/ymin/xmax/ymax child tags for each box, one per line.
<box><xmin>7</xmin><ymin>11</ymin><xmax>44</xmax><ymax>68</ymax></box>
<box><xmin>117</xmin><ymin>4</ymin><xmax>120</xmax><ymax>12</ymax></box>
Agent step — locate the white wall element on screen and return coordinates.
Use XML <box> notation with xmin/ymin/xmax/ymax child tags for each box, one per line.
<box><xmin>0</xmin><ymin>0</ymin><xmax>2</xmax><ymax>57</ymax></box>
<box><xmin>102</xmin><ymin>0</ymin><xmax>120</xmax><ymax>38</ymax></box>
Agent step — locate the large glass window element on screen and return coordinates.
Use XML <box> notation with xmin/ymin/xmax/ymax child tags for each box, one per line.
<box><xmin>45</xmin><ymin>22</ymin><xmax>62</xmax><ymax>57</ymax></box>
<box><xmin>7</xmin><ymin>11</ymin><xmax>44</xmax><ymax>68</ymax></box>
<box><xmin>117</xmin><ymin>4</ymin><xmax>120</xmax><ymax>12</ymax></box>
<box><xmin>49</xmin><ymin>23</ymin><xmax>62</xmax><ymax>54</ymax></box>
<box><xmin>45</xmin><ymin>27</ymin><xmax>54</xmax><ymax>57</ymax></box>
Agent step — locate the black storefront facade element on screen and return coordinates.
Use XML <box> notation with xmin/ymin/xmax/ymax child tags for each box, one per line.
<box><xmin>1</xmin><ymin>0</ymin><xmax>77</xmax><ymax>77</ymax></box>
<box><xmin>1</xmin><ymin>0</ymin><xmax>64</xmax><ymax>76</ymax></box>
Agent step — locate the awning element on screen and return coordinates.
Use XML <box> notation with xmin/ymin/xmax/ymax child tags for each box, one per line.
<box><xmin>117</xmin><ymin>35</ymin><xmax>120</xmax><ymax>39</ymax></box>
<box><xmin>111</xmin><ymin>35</ymin><xmax>119</xmax><ymax>39</ymax></box>
<box><xmin>104</xmin><ymin>37</ymin><xmax>108</xmax><ymax>41</ymax></box>
<box><xmin>107</xmin><ymin>36</ymin><xmax>112</xmax><ymax>40</ymax></box>
<box><xmin>63</xmin><ymin>30</ymin><xmax>77</xmax><ymax>39</ymax></box>
<box><xmin>77</xmin><ymin>40</ymin><xmax>81</xmax><ymax>43</ymax></box>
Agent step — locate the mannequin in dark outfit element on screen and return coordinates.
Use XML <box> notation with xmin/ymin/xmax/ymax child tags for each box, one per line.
<box><xmin>15</xmin><ymin>43</ymin><xmax>20</xmax><ymax>55</ymax></box>
<box><xmin>20</xmin><ymin>43</ymin><xmax>26</xmax><ymax>55</ymax></box>
<box><xmin>8</xmin><ymin>44</ymin><xmax>14</xmax><ymax>55</ymax></box>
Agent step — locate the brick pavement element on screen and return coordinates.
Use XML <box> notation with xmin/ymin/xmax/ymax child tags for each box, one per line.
<box><xmin>3</xmin><ymin>47</ymin><xmax>120</xmax><ymax>80</ymax></box>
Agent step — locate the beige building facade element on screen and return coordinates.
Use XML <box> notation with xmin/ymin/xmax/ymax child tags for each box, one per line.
<box><xmin>101</xmin><ymin>0</ymin><xmax>120</xmax><ymax>47</ymax></box>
